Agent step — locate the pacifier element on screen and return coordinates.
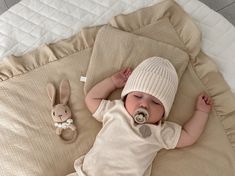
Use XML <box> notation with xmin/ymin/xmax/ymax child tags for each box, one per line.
<box><xmin>133</xmin><ymin>108</ymin><xmax>149</xmax><ymax>124</ymax></box>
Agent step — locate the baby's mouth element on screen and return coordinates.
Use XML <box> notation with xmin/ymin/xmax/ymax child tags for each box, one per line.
<box><xmin>133</xmin><ymin>108</ymin><xmax>149</xmax><ymax>124</ymax></box>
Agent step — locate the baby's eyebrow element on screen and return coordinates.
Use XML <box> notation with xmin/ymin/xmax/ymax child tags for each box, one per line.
<box><xmin>133</xmin><ymin>92</ymin><xmax>143</xmax><ymax>95</ymax></box>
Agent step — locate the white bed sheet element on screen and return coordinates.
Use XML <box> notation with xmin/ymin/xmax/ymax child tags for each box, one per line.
<box><xmin>0</xmin><ymin>0</ymin><xmax>235</xmax><ymax>93</ymax></box>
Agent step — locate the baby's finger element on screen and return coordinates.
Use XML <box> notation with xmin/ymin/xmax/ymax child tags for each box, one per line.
<box><xmin>207</xmin><ymin>98</ymin><xmax>213</xmax><ymax>105</ymax></box>
<box><xmin>121</xmin><ymin>68</ymin><xmax>128</xmax><ymax>74</ymax></box>
<box><xmin>120</xmin><ymin>68</ymin><xmax>128</xmax><ymax>76</ymax></box>
<box><xmin>203</xmin><ymin>95</ymin><xmax>208</xmax><ymax>102</ymax></box>
<box><xmin>203</xmin><ymin>96</ymin><xmax>212</xmax><ymax>105</ymax></box>
<box><xmin>126</xmin><ymin>67</ymin><xmax>132</xmax><ymax>73</ymax></box>
<box><xmin>198</xmin><ymin>94</ymin><xmax>205</xmax><ymax>102</ymax></box>
<box><xmin>124</xmin><ymin>67</ymin><xmax>132</xmax><ymax>77</ymax></box>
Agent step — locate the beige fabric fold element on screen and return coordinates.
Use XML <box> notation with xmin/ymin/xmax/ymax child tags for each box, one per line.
<box><xmin>0</xmin><ymin>0</ymin><xmax>235</xmax><ymax>175</ymax></box>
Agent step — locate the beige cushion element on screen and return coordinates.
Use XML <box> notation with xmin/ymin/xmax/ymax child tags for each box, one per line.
<box><xmin>84</xmin><ymin>24</ymin><xmax>189</xmax><ymax>96</ymax></box>
<box><xmin>0</xmin><ymin>0</ymin><xmax>235</xmax><ymax>175</ymax></box>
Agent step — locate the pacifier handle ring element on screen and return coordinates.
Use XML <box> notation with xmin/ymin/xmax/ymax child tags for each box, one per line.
<box><xmin>133</xmin><ymin>108</ymin><xmax>149</xmax><ymax>124</ymax></box>
<box><xmin>134</xmin><ymin>114</ymin><xmax>146</xmax><ymax>124</ymax></box>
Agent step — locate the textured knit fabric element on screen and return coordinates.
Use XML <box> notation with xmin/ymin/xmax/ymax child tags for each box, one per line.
<box><xmin>121</xmin><ymin>57</ymin><xmax>178</xmax><ymax>119</ymax></box>
<box><xmin>74</xmin><ymin>100</ymin><xmax>181</xmax><ymax>176</ymax></box>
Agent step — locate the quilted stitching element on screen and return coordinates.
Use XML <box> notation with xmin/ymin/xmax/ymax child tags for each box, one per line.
<box><xmin>0</xmin><ymin>0</ymin><xmax>235</xmax><ymax>92</ymax></box>
<box><xmin>0</xmin><ymin>0</ymin><xmax>157</xmax><ymax>57</ymax></box>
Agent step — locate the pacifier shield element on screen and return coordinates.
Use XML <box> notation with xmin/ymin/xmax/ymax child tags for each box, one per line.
<box><xmin>133</xmin><ymin>108</ymin><xmax>149</xmax><ymax>124</ymax></box>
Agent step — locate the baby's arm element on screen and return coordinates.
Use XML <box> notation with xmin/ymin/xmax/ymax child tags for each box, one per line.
<box><xmin>176</xmin><ymin>93</ymin><xmax>213</xmax><ymax>148</ymax></box>
<box><xmin>85</xmin><ymin>68</ymin><xmax>132</xmax><ymax>114</ymax></box>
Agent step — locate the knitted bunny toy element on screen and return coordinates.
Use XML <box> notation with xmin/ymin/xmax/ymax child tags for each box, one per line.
<box><xmin>47</xmin><ymin>79</ymin><xmax>77</xmax><ymax>143</ymax></box>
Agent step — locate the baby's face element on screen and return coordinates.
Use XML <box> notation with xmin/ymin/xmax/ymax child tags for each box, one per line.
<box><xmin>124</xmin><ymin>91</ymin><xmax>164</xmax><ymax>124</ymax></box>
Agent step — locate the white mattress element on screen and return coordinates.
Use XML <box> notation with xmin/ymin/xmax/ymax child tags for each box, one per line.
<box><xmin>0</xmin><ymin>0</ymin><xmax>235</xmax><ymax>93</ymax></box>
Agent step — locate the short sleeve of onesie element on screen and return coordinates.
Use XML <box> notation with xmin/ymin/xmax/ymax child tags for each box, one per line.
<box><xmin>92</xmin><ymin>99</ymin><xmax>116</xmax><ymax>122</ymax></box>
<box><xmin>159</xmin><ymin>121</ymin><xmax>182</xmax><ymax>149</ymax></box>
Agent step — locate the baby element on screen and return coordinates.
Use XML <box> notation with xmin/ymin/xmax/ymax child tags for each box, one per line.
<box><xmin>73</xmin><ymin>57</ymin><xmax>212</xmax><ymax>176</ymax></box>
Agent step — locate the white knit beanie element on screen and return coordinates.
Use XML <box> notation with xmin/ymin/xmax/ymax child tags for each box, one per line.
<box><xmin>121</xmin><ymin>56</ymin><xmax>178</xmax><ymax>119</ymax></box>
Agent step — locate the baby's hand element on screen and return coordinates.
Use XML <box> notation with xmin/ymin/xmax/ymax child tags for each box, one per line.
<box><xmin>196</xmin><ymin>93</ymin><xmax>213</xmax><ymax>113</ymax></box>
<box><xmin>111</xmin><ymin>68</ymin><xmax>132</xmax><ymax>88</ymax></box>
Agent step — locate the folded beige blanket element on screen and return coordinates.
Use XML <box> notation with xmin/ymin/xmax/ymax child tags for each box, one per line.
<box><xmin>0</xmin><ymin>0</ymin><xmax>235</xmax><ymax>175</ymax></box>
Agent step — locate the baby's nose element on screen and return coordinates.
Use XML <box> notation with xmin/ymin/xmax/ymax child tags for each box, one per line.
<box><xmin>140</xmin><ymin>101</ymin><xmax>148</xmax><ymax>109</ymax></box>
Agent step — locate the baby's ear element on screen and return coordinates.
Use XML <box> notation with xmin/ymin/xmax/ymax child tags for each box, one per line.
<box><xmin>60</xmin><ymin>79</ymin><xmax>70</xmax><ymax>105</ymax></box>
<box><xmin>47</xmin><ymin>83</ymin><xmax>56</xmax><ymax>107</ymax></box>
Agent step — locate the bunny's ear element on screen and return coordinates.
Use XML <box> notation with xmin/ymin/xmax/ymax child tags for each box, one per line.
<box><xmin>60</xmin><ymin>79</ymin><xmax>70</xmax><ymax>105</ymax></box>
<box><xmin>47</xmin><ymin>83</ymin><xmax>56</xmax><ymax>107</ymax></box>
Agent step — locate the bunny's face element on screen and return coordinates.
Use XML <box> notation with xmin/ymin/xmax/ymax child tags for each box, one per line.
<box><xmin>51</xmin><ymin>104</ymin><xmax>72</xmax><ymax>122</ymax></box>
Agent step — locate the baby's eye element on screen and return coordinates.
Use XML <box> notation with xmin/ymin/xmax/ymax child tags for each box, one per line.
<box><xmin>53</xmin><ymin>112</ymin><xmax>55</xmax><ymax>116</ymax></box>
<box><xmin>65</xmin><ymin>110</ymin><xmax>67</xmax><ymax>113</ymax></box>
<box><xmin>134</xmin><ymin>95</ymin><xmax>142</xmax><ymax>98</ymax></box>
<box><xmin>152</xmin><ymin>100</ymin><xmax>160</xmax><ymax>105</ymax></box>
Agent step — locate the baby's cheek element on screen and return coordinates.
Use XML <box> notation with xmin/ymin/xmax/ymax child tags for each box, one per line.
<box><xmin>126</xmin><ymin>107</ymin><xmax>132</xmax><ymax>116</ymax></box>
<box><xmin>125</xmin><ymin>104</ymin><xmax>134</xmax><ymax>117</ymax></box>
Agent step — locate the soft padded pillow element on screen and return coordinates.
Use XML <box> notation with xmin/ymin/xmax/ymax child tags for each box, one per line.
<box><xmin>84</xmin><ymin>23</ymin><xmax>189</xmax><ymax>95</ymax></box>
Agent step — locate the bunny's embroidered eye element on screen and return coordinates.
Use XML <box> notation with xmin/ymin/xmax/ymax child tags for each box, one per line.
<box><xmin>65</xmin><ymin>110</ymin><xmax>67</xmax><ymax>113</ymax></box>
<box><xmin>53</xmin><ymin>112</ymin><xmax>55</xmax><ymax>116</ymax></box>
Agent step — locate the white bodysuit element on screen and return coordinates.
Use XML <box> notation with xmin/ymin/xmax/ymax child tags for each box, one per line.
<box><xmin>73</xmin><ymin>100</ymin><xmax>181</xmax><ymax>176</ymax></box>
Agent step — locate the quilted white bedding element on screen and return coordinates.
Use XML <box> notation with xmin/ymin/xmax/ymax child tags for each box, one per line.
<box><xmin>0</xmin><ymin>0</ymin><xmax>235</xmax><ymax>93</ymax></box>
